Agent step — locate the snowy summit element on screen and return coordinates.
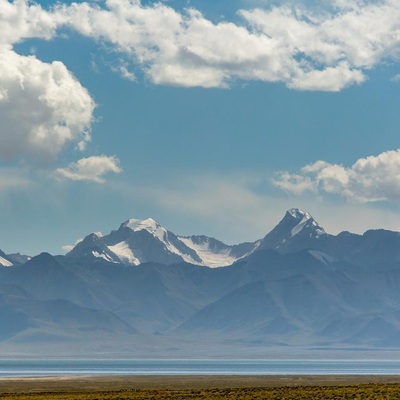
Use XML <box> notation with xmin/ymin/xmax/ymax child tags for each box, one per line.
<box><xmin>66</xmin><ymin>209</ymin><xmax>328</xmax><ymax>268</ymax></box>
<box><xmin>67</xmin><ymin>216</ymin><xmax>258</xmax><ymax>268</ymax></box>
<box><xmin>286</xmin><ymin>208</ymin><xmax>326</xmax><ymax>238</ymax></box>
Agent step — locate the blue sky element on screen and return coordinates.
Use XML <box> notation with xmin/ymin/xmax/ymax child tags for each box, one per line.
<box><xmin>1</xmin><ymin>0</ymin><xmax>400</xmax><ymax>255</ymax></box>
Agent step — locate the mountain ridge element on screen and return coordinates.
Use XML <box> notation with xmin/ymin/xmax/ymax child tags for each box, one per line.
<box><xmin>2</xmin><ymin>208</ymin><xmax>400</xmax><ymax>355</ymax></box>
<box><xmin>66</xmin><ymin>215</ymin><xmax>262</xmax><ymax>267</ymax></box>
<box><xmin>64</xmin><ymin>207</ymin><xmax>400</xmax><ymax>269</ymax></box>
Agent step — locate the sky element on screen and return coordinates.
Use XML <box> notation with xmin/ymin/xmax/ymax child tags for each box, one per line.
<box><xmin>1</xmin><ymin>0</ymin><xmax>400</xmax><ymax>255</ymax></box>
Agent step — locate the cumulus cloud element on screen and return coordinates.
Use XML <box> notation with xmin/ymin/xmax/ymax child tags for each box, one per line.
<box><xmin>273</xmin><ymin>149</ymin><xmax>400</xmax><ymax>203</ymax></box>
<box><xmin>0</xmin><ymin>1</ymin><xmax>95</xmax><ymax>164</ymax></box>
<box><xmin>55</xmin><ymin>155</ymin><xmax>122</xmax><ymax>183</ymax></box>
<box><xmin>0</xmin><ymin>0</ymin><xmax>60</xmax><ymax>45</ymax></box>
<box><xmin>53</xmin><ymin>0</ymin><xmax>400</xmax><ymax>91</ymax></box>
<box><xmin>2</xmin><ymin>0</ymin><xmax>400</xmax><ymax>91</ymax></box>
<box><xmin>0</xmin><ymin>47</ymin><xmax>95</xmax><ymax>161</ymax></box>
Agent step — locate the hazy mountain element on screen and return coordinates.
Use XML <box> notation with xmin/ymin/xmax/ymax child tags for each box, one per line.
<box><xmin>0</xmin><ymin>279</ymin><xmax>135</xmax><ymax>343</ymax></box>
<box><xmin>176</xmin><ymin>249</ymin><xmax>395</xmax><ymax>346</ymax></box>
<box><xmin>2</xmin><ymin>208</ymin><xmax>400</xmax><ymax>355</ymax></box>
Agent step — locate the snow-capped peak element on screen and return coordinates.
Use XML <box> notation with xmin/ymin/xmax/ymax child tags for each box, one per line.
<box><xmin>259</xmin><ymin>208</ymin><xmax>327</xmax><ymax>253</ymax></box>
<box><xmin>105</xmin><ymin>217</ymin><xmax>258</xmax><ymax>267</ymax></box>
<box><xmin>116</xmin><ymin>217</ymin><xmax>203</xmax><ymax>264</ymax></box>
<box><xmin>124</xmin><ymin>218</ymin><xmax>159</xmax><ymax>233</ymax></box>
<box><xmin>287</xmin><ymin>208</ymin><xmax>311</xmax><ymax>221</ymax></box>
<box><xmin>122</xmin><ymin>218</ymin><xmax>167</xmax><ymax>242</ymax></box>
<box><xmin>286</xmin><ymin>209</ymin><xmax>325</xmax><ymax>238</ymax></box>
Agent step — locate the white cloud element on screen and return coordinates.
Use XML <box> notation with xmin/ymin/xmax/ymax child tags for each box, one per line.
<box><xmin>62</xmin><ymin>244</ymin><xmax>74</xmax><ymax>253</ymax></box>
<box><xmin>273</xmin><ymin>149</ymin><xmax>400</xmax><ymax>203</ymax></box>
<box><xmin>62</xmin><ymin>237</ymin><xmax>82</xmax><ymax>253</ymax></box>
<box><xmin>55</xmin><ymin>155</ymin><xmax>122</xmax><ymax>183</ymax></box>
<box><xmin>62</xmin><ymin>231</ymin><xmax>102</xmax><ymax>253</ymax></box>
<box><xmin>2</xmin><ymin>0</ymin><xmax>400</xmax><ymax>91</ymax></box>
<box><xmin>0</xmin><ymin>0</ymin><xmax>60</xmax><ymax>45</ymax></box>
<box><xmin>0</xmin><ymin>47</ymin><xmax>95</xmax><ymax>162</ymax></box>
<box><xmin>53</xmin><ymin>0</ymin><xmax>400</xmax><ymax>91</ymax></box>
<box><xmin>272</xmin><ymin>172</ymin><xmax>317</xmax><ymax>195</ymax></box>
<box><xmin>0</xmin><ymin>1</ymin><xmax>95</xmax><ymax>164</ymax></box>
<box><xmin>57</xmin><ymin>0</ymin><xmax>298</xmax><ymax>88</ymax></box>
<box><xmin>111</xmin><ymin>61</ymin><xmax>136</xmax><ymax>82</ymax></box>
<box><xmin>288</xmin><ymin>62</ymin><xmax>365</xmax><ymax>91</ymax></box>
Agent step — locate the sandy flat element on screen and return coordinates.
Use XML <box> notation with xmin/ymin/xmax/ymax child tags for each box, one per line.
<box><xmin>2</xmin><ymin>375</ymin><xmax>400</xmax><ymax>393</ymax></box>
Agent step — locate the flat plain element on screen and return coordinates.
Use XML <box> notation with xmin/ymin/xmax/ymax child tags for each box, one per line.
<box><xmin>2</xmin><ymin>375</ymin><xmax>400</xmax><ymax>399</ymax></box>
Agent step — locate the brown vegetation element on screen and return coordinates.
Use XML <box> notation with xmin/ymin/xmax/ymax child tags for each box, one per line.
<box><xmin>2</xmin><ymin>383</ymin><xmax>400</xmax><ymax>400</ymax></box>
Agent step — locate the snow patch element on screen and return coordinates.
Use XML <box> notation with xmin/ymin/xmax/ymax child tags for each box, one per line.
<box><xmin>119</xmin><ymin>218</ymin><xmax>247</xmax><ymax>266</ymax></box>
<box><xmin>290</xmin><ymin>215</ymin><xmax>310</xmax><ymax>237</ymax></box>
<box><xmin>92</xmin><ymin>251</ymin><xmax>117</xmax><ymax>263</ymax></box>
<box><xmin>288</xmin><ymin>208</ymin><xmax>310</xmax><ymax>220</ymax></box>
<box><xmin>123</xmin><ymin>218</ymin><xmax>199</xmax><ymax>264</ymax></box>
<box><xmin>109</xmin><ymin>241</ymin><xmax>140</xmax><ymax>266</ymax></box>
<box><xmin>309</xmin><ymin>250</ymin><xmax>336</xmax><ymax>266</ymax></box>
<box><xmin>288</xmin><ymin>209</ymin><xmax>325</xmax><ymax>238</ymax></box>
<box><xmin>179</xmin><ymin>237</ymin><xmax>237</xmax><ymax>267</ymax></box>
<box><xmin>124</xmin><ymin>218</ymin><xmax>164</xmax><ymax>238</ymax></box>
<box><xmin>0</xmin><ymin>256</ymin><xmax>13</xmax><ymax>267</ymax></box>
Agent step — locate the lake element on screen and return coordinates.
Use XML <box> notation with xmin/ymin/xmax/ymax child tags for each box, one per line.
<box><xmin>1</xmin><ymin>359</ymin><xmax>400</xmax><ymax>377</ymax></box>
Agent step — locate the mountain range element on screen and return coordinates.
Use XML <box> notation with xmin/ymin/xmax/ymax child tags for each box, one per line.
<box><xmin>1</xmin><ymin>208</ymin><xmax>400</xmax><ymax>357</ymax></box>
<box><xmin>66</xmin><ymin>217</ymin><xmax>258</xmax><ymax>267</ymax></box>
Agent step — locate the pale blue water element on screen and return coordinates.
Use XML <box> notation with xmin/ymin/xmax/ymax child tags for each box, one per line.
<box><xmin>1</xmin><ymin>359</ymin><xmax>400</xmax><ymax>377</ymax></box>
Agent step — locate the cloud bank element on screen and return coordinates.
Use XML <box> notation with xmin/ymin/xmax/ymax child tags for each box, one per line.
<box><xmin>273</xmin><ymin>149</ymin><xmax>400</xmax><ymax>203</ymax></box>
<box><xmin>4</xmin><ymin>0</ymin><xmax>396</xmax><ymax>91</ymax></box>
<box><xmin>57</xmin><ymin>0</ymin><xmax>400</xmax><ymax>91</ymax></box>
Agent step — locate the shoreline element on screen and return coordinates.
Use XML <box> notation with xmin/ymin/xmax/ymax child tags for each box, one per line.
<box><xmin>2</xmin><ymin>374</ymin><xmax>400</xmax><ymax>393</ymax></box>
